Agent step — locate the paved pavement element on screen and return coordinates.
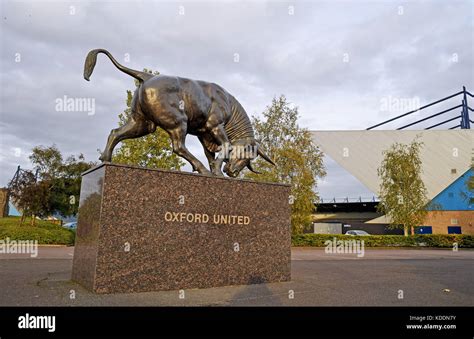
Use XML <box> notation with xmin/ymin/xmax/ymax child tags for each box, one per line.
<box><xmin>0</xmin><ymin>247</ymin><xmax>473</xmax><ymax>306</ymax></box>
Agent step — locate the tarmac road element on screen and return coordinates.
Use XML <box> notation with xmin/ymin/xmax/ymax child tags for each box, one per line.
<box><xmin>0</xmin><ymin>247</ymin><xmax>472</xmax><ymax>306</ymax></box>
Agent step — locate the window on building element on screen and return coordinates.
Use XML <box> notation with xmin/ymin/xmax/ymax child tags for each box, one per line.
<box><xmin>414</xmin><ymin>226</ymin><xmax>432</xmax><ymax>234</ymax></box>
<box><xmin>448</xmin><ymin>226</ymin><xmax>462</xmax><ymax>234</ymax></box>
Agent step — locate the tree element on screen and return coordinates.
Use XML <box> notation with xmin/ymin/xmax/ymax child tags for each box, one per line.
<box><xmin>377</xmin><ymin>138</ymin><xmax>428</xmax><ymax>236</ymax></box>
<box><xmin>459</xmin><ymin>152</ymin><xmax>474</xmax><ymax>205</ymax></box>
<box><xmin>244</xmin><ymin>95</ymin><xmax>326</xmax><ymax>234</ymax></box>
<box><xmin>30</xmin><ymin>145</ymin><xmax>95</xmax><ymax>218</ymax></box>
<box><xmin>8</xmin><ymin>169</ymin><xmax>50</xmax><ymax>226</ymax></box>
<box><xmin>112</xmin><ymin>70</ymin><xmax>184</xmax><ymax>170</ymax></box>
<box><xmin>29</xmin><ymin>144</ymin><xmax>63</xmax><ymax>180</ymax></box>
<box><xmin>50</xmin><ymin>154</ymin><xmax>94</xmax><ymax>217</ymax></box>
<box><xmin>9</xmin><ymin>145</ymin><xmax>95</xmax><ymax>225</ymax></box>
<box><xmin>468</xmin><ymin>151</ymin><xmax>474</xmax><ymax>205</ymax></box>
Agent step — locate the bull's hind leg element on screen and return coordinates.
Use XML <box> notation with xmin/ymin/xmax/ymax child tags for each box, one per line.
<box><xmin>100</xmin><ymin>115</ymin><xmax>155</xmax><ymax>162</ymax></box>
<box><xmin>169</xmin><ymin>124</ymin><xmax>211</xmax><ymax>175</ymax></box>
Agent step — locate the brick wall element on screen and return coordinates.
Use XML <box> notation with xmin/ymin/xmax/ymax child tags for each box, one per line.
<box><xmin>423</xmin><ymin>211</ymin><xmax>474</xmax><ymax>234</ymax></box>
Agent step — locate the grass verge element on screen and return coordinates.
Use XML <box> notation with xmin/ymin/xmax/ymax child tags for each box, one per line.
<box><xmin>0</xmin><ymin>216</ymin><xmax>75</xmax><ymax>245</ymax></box>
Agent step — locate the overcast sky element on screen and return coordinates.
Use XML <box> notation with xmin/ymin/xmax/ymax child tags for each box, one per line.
<box><xmin>1</xmin><ymin>0</ymin><xmax>472</xmax><ymax>199</ymax></box>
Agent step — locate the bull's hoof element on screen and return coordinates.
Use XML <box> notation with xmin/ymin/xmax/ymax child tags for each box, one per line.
<box><xmin>197</xmin><ymin>168</ymin><xmax>213</xmax><ymax>176</ymax></box>
<box><xmin>210</xmin><ymin>167</ymin><xmax>224</xmax><ymax>177</ymax></box>
<box><xmin>99</xmin><ymin>154</ymin><xmax>111</xmax><ymax>162</ymax></box>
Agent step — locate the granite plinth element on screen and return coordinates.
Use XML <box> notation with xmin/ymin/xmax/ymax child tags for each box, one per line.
<box><xmin>72</xmin><ymin>163</ymin><xmax>291</xmax><ymax>294</ymax></box>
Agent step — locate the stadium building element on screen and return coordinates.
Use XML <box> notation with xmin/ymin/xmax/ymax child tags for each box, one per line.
<box><xmin>311</xmin><ymin>87</ymin><xmax>473</xmax><ymax>235</ymax></box>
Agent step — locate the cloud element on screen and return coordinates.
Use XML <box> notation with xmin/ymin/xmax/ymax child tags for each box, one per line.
<box><xmin>1</xmin><ymin>0</ymin><xmax>472</xmax><ymax>198</ymax></box>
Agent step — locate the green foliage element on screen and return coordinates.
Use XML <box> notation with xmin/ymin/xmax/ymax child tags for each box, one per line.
<box><xmin>292</xmin><ymin>233</ymin><xmax>474</xmax><ymax>248</ymax></box>
<box><xmin>9</xmin><ymin>145</ymin><xmax>95</xmax><ymax>224</ymax></box>
<box><xmin>8</xmin><ymin>170</ymin><xmax>50</xmax><ymax>225</ymax></box>
<box><xmin>0</xmin><ymin>217</ymin><xmax>75</xmax><ymax>245</ymax></box>
<box><xmin>112</xmin><ymin>69</ymin><xmax>184</xmax><ymax>170</ymax></box>
<box><xmin>49</xmin><ymin>154</ymin><xmax>93</xmax><ymax>217</ymax></box>
<box><xmin>377</xmin><ymin>138</ymin><xmax>428</xmax><ymax>236</ymax></box>
<box><xmin>468</xmin><ymin>152</ymin><xmax>474</xmax><ymax>204</ymax></box>
<box><xmin>29</xmin><ymin>144</ymin><xmax>63</xmax><ymax>180</ymax></box>
<box><xmin>31</xmin><ymin>145</ymin><xmax>95</xmax><ymax>218</ymax></box>
<box><xmin>243</xmin><ymin>95</ymin><xmax>326</xmax><ymax>234</ymax></box>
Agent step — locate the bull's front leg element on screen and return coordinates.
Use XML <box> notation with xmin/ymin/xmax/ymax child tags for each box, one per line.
<box><xmin>208</xmin><ymin>153</ymin><xmax>224</xmax><ymax>177</ymax></box>
<box><xmin>211</xmin><ymin>124</ymin><xmax>232</xmax><ymax>173</ymax></box>
<box><xmin>198</xmin><ymin>136</ymin><xmax>223</xmax><ymax>176</ymax></box>
<box><xmin>170</xmin><ymin>125</ymin><xmax>211</xmax><ymax>175</ymax></box>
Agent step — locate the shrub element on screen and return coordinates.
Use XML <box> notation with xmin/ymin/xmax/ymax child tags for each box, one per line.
<box><xmin>292</xmin><ymin>233</ymin><xmax>474</xmax><ymax>248</ymax></box>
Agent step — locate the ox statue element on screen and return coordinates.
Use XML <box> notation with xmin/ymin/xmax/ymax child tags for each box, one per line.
<box><xmin>84</xmin><ymin>49</ymin><xmax>275</xmax><ymax>177</ymax></box>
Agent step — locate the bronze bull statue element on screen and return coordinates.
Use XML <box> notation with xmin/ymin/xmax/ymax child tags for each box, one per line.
<box><xmin>84</xmin><ymin>49</ymin><xmax>275</xmax><ymax>177</ymax></box>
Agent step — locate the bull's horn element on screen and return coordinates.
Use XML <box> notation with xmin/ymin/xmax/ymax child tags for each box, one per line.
<box><xmin>247</xmin><ymin>163</ymin><xmax>261</xmax><ymax>174</ymax></box>
<box><xmin>257</xmin><ymin>148</ymin><xmax>276</xmax><ymax>166</ymax></box>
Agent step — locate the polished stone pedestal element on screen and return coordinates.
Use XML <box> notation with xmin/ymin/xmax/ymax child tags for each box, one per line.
<box><xmin>71</xmin><ymin>163</ymin><xmax>291</xmax><ymax>293</ymax></box>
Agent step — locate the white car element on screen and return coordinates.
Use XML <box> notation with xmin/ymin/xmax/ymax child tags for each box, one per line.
<box><xmin>345</xmin><ymin>230</ymin><xmax>370</xmax><ymax>236</ymax></box>
<box><xmin>63</xmin><ymin>222</ymin><xmax>77</xmax><ymax>229</ymax></box>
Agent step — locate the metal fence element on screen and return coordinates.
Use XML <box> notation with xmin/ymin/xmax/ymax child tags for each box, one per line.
<box><xmin>367</xmin><ymin>86</ymin><xmax>472</xmax><ymax>130</ymax></box>
<box><xmin>319</xmin><ymin>197</ymin><xmax>379</xmax><ymax>204</ymax></box>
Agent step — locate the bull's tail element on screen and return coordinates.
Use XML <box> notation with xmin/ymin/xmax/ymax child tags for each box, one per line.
<box><xmin>83</xmin><ymin>49</ymin><xmax>155</xmax><ymax>82</ymax></box>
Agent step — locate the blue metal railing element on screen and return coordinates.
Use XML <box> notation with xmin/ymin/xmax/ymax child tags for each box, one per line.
<box><xmin>367</xmin><ymin>86</ymin><xmax>472</xmax><ymax>130</ymax></box>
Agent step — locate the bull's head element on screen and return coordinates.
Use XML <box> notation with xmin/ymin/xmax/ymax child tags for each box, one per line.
<box><xmin>223</xmin><ymin>141</ymin><xmax>275</xmax><ymax>178</ymax></box>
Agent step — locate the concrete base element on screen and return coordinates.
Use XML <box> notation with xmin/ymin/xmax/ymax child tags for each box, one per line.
<box><xmin>71</xmin><ymin>163</ymin><xmax>291</xmax><ymax>294</ymax></box>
